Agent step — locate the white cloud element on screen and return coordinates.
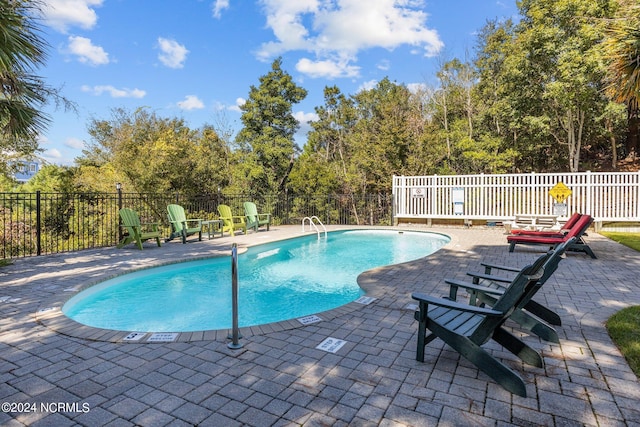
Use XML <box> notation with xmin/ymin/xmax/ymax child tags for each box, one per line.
<box><xmin>212</xmin><ymin>0</ymin><xmax>230</xmax><ymax>18</ymax></box>
<box><xmin>64</xmin><ymin>137</ymin><xmax>85</xmax><ymax>150</ymax></box>
<box><xmin>41</xmin><ymin>0</ymin><xmax>103</xmax><ymax>33</ymax></box>
<box><xmin>81</xmin><ymin>85</ymin><xmax>146</xmax><ymax>98</ymax></box>
<box><xmin>295</xmin><ymin>57</ymin><xmax>359</xmax><ymax>79</ymax></box>
<box><xmin>358</xmin><ymin>79</ymin><xmax>378</xmax><ymax>92</ymax></box>
<box><xmin>407</xmin><ymin>82</ymin><xmax>427</xmax><ymax>94</ymax></box>
<box><xmin>294</xmin><ymin>110</ymin><xmax>317</xmax><ymax>141</ymax></box>
<box><xmin>228</xmin><ymin>97</ymin><xmax>246</xmax><ymax>112</ymax></box>
<box><xmin>294</xmin><ymin>110</ymin><xmax>318</xmax><ymax>125</ymax></box>
<box><xmin>67</xmin><ymin>36</ymin><xmax>109</xmax><ymax>66</ymax></box>
<box><xmin>257</xmin><ymin>0</ymin><xmax>443</xmax><ymax>79</ymax></box>
<box><xmin>157</xmin><ymin>37</ymin><xmax>189</xmax><ymax>69</ymax></box>
<box><xmin>43</xmin><ymin>148</ymin><xmax>63</xmax><ymax>160</ymax></box>
<box><xmin>177</xmin><ymin>95</ymin><xmax>205</xmax><ymax>110</ymax></box>
<box><xmin>377</xmin><ymin>59</ymin><xmax>391</xmax><ymax>71</ymax></box>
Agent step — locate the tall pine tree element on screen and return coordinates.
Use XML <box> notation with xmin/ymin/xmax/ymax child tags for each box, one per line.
<box><xmin>235</xmin><ymin>58</ymin><xmax>307</xmax><ymax>194</ymax></box>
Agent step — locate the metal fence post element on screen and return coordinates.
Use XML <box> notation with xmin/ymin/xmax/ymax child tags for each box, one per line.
<box><xmin>36</xmin><ymin>191</ymin><xmax>41</xmax><ymax>256</ymax></box>
<box><xmin>116</xmin><ymin>183</ymin><xmax>123</xmax><ymax>242</ymax></box>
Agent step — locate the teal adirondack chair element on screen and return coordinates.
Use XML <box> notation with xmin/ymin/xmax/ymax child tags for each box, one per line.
<box><xmin>217</xmin><ymin>204</ymin><xmax>247</xmax><ymax>236</ymax></box>
<box><xmin>412</xmin><ymin>248</ymin><xmax>557</xmax><ymax>397</ymax></box>
<box><xmin>117</xmin><ymin>208</ymin><xmax>162</xmax><ymax>250</ymax></box>
<box><xmin>243</xmin><ymin>201</ymin><xmax>270</xmax><ymax>232</ymax></box>
<box><xmin>167</xmin><ymin>204</ymin><xmax>202</xmax><ymax>244</ymax></box>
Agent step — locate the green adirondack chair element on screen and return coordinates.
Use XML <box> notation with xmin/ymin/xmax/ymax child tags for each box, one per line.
<box><xmin>412</xmin><ymin>249</ymin><xmax>556</xmax><ymax>397</ymax></box>
<box><xmin>117</xmin><ymin>208</ymin><xmax>162</xmax><ymax>250</ymax></box>
<box><xmin>167</xmin><ymin>204</ymin><xmax>202</xmax><ymax>244</ymax></box>
<box><xmin>217</xmin><ymin>204</ymin><xmax>247</xmax><ymax>236</ymax></box>
<box><xmin>444</xmin><ymin>238</ymin><xmax>575</xmax><ymax>344</ymax></box>
<box><xmin>243</xmin><ymin>201</ymin><xmax>270</xmax><ymax>232</ymax></box>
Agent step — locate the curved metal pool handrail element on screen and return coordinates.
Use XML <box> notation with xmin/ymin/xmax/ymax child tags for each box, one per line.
<box><xmin>228</xmin><ymin>243</ymin><xmax>242</xmax><ymax>349</ymax></box>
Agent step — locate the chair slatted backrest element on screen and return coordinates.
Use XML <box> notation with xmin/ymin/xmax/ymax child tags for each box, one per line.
<box><xmin>244</xmin><ymin>202</ymin><xmax>258</xmax><ymax>223</ymax></box>
<box><xmin>514</xmin><ymin>237</ymin><xmax>575</xmax><ymax>314</ymax></box>
<box><xmin>120</xmin><ymin>208</ymin><xmax>141</xmax><ymax>230</ymax></box>
<box><xmin>218</xmin><ymin>204</ymin><xmax>232</xmax><ymax>220</ymax></box>
<box><xmin>167</xmin><ymin>204</ymin><xmax>187</xmax><ymax>233</ymax></box>
<box><xmin>470</xmin><ymin>250</ymin><xmax>552</xmax><ymax>343</ymax></box>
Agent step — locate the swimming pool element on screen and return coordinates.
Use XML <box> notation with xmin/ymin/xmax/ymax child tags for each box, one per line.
<box><xmin>63</xmin><ymin>229</ymin><xmax>449</xmax><ymax>332</ymax></box>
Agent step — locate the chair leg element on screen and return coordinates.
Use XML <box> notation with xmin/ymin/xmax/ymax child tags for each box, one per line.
<box><xmin>509</xmin><ymin>242</ymin><xmax>516</xmax><ymax>252</ymax></box>
<box><xmin>441</xmin><ymin>329</ymin><xmax>528</xmax><ymax>397</ymax></box>
<box><xmin>524</xmin><ymin>300</ymin><xmax>562</xmax><ymax>326</ymax></box>
<box><xmin>414</xmin><ymin>306</ymin><xmax>437</xmax><ymax>362</ymax></box>
<box><xmin>477</xmin><ymin>293</ymin><xmax>560</xmax><ymax>343</ymax></box>
<box><xmin>569</xmin><ymin>243</ymin><xmax>597</xmax><ymax>259</ymax></box>
<box><xmin>493</xmin><ymin>326</ymin><xmax>544</xmax><ymax>368</ymax></box>
<box><xmin>509</xmin><ymin>309</ymin><xmax>559</xmax><ymax>343</ymax></box>
<box><xmin>117</xmin><ymin>236</ymin><xmax>131</xmax><ymax>249</ymax></box>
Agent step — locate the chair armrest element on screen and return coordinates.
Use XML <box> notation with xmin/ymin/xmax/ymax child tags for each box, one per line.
<box><xmin>412</xmin><ymin>292</ymin><xmax>503</xmax><ymax>316</ymax></box>
<box><xmin>480</xmin><ymin>262</ymin><xmax>520</xmax><ymax>274</ymax></box>
<box><xmin>183</xmin><ymin>219</ymin><xmax>203</xmax><ymax>226</ymax></box>
<box><xmin>257</xmin><ymin>213</ymin><xmax>271</xmax><ymax>220</ymax></box>
<box><xmin>444</xmin><ymin>279</ymin><xmax>506</xmax><ymax>295</ymax></box>
<box><xmin>466</xmin><ymin>271</ymin><xmax>512</xmax><ymax>283</ymax></box>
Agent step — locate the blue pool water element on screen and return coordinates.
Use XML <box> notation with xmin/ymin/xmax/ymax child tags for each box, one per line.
<box><xmin>63</xmin><ymin>230</ymin><xmax>449</xmax><ymax>332</ymax></box>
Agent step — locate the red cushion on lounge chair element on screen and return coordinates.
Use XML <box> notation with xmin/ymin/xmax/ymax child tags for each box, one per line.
<box><xmin>507</xmin><ymin>214</ymin><xmax>592</xmax><ymax>245</ymax></box>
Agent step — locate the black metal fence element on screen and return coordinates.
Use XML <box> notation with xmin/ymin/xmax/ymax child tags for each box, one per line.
<box><xmin>0</xmin><ymin>191</ymin><xmax>393</xmax><ymax>259</ymax></box>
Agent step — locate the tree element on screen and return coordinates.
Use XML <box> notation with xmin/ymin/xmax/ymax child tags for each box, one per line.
<box><xmin>603</xmin><ymin>0</ymin><xmax>640</xmax><ymax>103</ymax></box>
<box><xmin>349</xmin><ymin>78</ymin><xmax>414</xmax><ymax>194</ymax></box>
<box><xmin>475</xmin><ymin>0</ymin><xmax>619</xmax><ymax>172</ymax></box>
<box><xmin>0</xmin><ymin>0</ymin><xmax>73</xmax><ymax>156</ymax></box>
<box><xmin>474</xmin><ymin>19</ymin><xmax>517</xmax><ymax>140</ymax></box>
<box><xmin>235</xmin><ymin>58</ymin><xmax>307</xmax><ymax>194</ymax></box>
<box><xmin>80</xmin><ymin>108</ymin><xmax>229</xmax><ymax>199</ymax></box>
<box><xmin>290</xmin><ymin>86</ymin><xmax>353</xmax><ymax>196</ymax></box>
<box><xmin>602</xmin><ymin>0</ymin><xmax>640</xmax><ymax>158</ymax></box>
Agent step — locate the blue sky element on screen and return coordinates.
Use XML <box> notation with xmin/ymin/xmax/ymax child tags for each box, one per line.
<box><xmin>37</xmin><ymin>0</ymin><xmax>518</xmax><ymax>165</ymax></box>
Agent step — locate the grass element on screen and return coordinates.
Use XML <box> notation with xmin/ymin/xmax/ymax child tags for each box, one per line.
<box><xmin>606</xmin><ymin>307</ymin><xmax>640</xmax><ymax>377</ymax></box>
<box><xmin>600</xmin><ymin>231</ymin><xmax>640</xmax><ymax>377</ymax></box>
<box><xmin>600</xmin><ymin>231</ymin><xmax>640</xmax><ymax>252</ymax></box>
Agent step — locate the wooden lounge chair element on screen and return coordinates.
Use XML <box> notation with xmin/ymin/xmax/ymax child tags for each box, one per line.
<box><xmin>217</xmin><ymin>204</ymin><xmax>247</xmax><ymax>236</ymax></box>
<box><xmin>446</xmin><ymin>238</ymin><xmax>576</xmax><ymax>344</ymax></box>
<box><xmin>244</xmin><ymin>201</ymin><xmax>270</xmax><ymax>232</ymax></box>
<box><xmin>505</xmin><ymin>214</ymin><xmax>558</xmax><ymax>233</ymax></box>
<box><xmin>509</xmin><ymin>212</ymin><xmax>582</xmax><ymax>237</ymax></box>
<box><xmin>506</xmin><ymin>214</ymin><xmax>596</xmax><ymax>258</ymax></box>
<box><xmin>412</xmin><ymin>249</ymin><xmax>555</xmax><ymax>397</ymax></box>
<box><xmin>117</xmin><ymin>208</ymin><xmax>162</xmax><ymax>250</ymax></box>
<box><xmin>167</xmin><ymin>204</ymin><xmax>202</xmax><ymax>244</ymax></box>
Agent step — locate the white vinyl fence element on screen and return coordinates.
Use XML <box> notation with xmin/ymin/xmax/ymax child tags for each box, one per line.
<box><xmin>393</xmin><ymin>171</ymin><xmax>640</xmax><ymax>226</ymax></box>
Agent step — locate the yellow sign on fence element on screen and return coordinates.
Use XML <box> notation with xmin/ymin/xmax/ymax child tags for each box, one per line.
<box><xmin>549</xmin><ymin>182</ymin><xmax>572</xmax><ymax>203</ymax></box>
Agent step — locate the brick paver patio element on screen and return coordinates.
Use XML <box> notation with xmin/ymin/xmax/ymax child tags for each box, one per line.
<box><xmin>1</xmin><ymin>225</ymin><xmax>639</xmax><ymax>426</ymax></box>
